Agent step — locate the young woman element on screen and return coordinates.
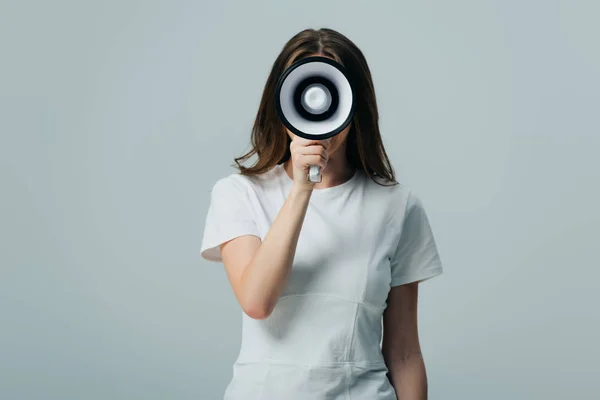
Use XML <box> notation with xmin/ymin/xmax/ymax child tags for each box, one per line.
<box><xmin>201</xmin><ymin>28</ymin><xmax>443</xmax><ymax>400</ymax></box>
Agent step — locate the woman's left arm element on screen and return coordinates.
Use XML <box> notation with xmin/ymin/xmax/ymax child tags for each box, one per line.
<box><xmin>382</xmin><ymin>282</ymin><xmax>427</xmax><ymax>400</ymax></box>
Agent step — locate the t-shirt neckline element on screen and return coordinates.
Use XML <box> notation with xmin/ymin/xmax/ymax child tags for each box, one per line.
<box><xmin>276</xmin><ymin>163</ymin><xmax>360</xmax><ymax>197</ymax></box>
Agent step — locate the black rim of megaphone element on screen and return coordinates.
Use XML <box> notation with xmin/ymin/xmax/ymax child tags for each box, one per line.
<box><xmin>274</xmin><ymin>56</ymin><xmax>356</xmax><ymax>141</ymax></box>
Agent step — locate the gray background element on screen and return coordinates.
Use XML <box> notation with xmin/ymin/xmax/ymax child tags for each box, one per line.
<box><xmin>1</xmin><ymin>0</ymin><xmax>598</xmax><ymax>399</ymax></box>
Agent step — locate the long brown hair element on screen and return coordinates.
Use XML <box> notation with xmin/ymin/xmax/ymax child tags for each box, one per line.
<box><xmin>233</xmin><ymin>28</ymin><xmax>397</xmax><ymax>185</ymax></box>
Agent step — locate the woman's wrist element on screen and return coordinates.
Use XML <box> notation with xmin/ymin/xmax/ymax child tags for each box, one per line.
<box><xmin>290</xmin><ymin>182</ymin><xmax>314</xmax><ymax>197</ymax></box>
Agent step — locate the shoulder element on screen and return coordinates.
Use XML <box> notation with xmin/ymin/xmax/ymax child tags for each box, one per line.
<box><xmin>210</xmin><ymin>166</ymin><xmax>279</xmax><ymax>198</ymax></box>
<box><xmin>362</xmin><ymin>175</ymin><xmax>427</xmax><ymax>223</ymax></box>
<box><xmin>209</xmin><ymin>172</ymin><xmax>253</xmax><ymax>201</ymax></box>
<box><xmin>363</xmin><ymin>174</ymin><xmax>413</xmax><ymax>207</ymax></box>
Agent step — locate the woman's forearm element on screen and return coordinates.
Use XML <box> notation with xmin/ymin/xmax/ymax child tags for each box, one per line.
<box><xmin>387</xmin><ymin>353</ymin><xmax>428</xmax><ymax>399</ymax></box>
<box><xmin>240</xmin><ymin>183</ymin><xmax>312</xmax><ymax>318</ymax></box>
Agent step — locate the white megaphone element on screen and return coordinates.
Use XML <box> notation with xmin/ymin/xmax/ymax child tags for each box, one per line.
<box><xmin>274</xmin><ymin>56</ymin><xmax>356</xmax><ymax>183</ymax></box>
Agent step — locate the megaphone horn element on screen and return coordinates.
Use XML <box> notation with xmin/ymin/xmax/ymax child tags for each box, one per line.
<box><xmin>275</xmin><ymin>56</ymin><xmax>356</xmax><ymax>183</ymax></box>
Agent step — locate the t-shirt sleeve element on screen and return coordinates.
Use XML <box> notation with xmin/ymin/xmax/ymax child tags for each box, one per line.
<box><xmin>200</xmin><ymin>176</ymin><xmax>261</xmax><ymax>263</ymax></box>
<box><xmin>389</xmin><ymin>190</ymin><xmax>443</xmax><ymax>286</ymax></box>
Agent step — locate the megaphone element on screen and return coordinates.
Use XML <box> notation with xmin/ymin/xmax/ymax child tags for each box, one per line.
<box><xmin>275</xmin><ymin>56</ymin><xmax>356</xmax><ymax>183</ymax></box>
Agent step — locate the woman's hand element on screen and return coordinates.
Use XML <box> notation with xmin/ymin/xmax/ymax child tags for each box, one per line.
<box><xmin>289</xmin><ymin>137</ymin><xmax>330</xmax><ymax>191</ymax></box>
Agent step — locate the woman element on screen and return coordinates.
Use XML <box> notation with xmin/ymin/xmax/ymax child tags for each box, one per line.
<box><xmin>201</xmin><ymin>28</ymin><xmax>443</xmax><ymax>400</ymax></box>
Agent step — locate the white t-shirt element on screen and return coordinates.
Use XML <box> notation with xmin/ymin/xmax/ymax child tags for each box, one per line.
<box><xmin>201</xmin><ymin>163</ymin><xmax>443</xmax><ymax>400</ymax></box>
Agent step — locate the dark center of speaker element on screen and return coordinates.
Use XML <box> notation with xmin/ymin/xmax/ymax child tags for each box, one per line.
<box><xmin>293</xmin><ymin>76</ymin><xmax>339</xmax><ymax>122</ymax></box>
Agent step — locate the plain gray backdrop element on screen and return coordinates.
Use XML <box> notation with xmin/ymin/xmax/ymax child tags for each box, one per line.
<box><xmin>1</xmin><ymin>0</ymin><xmax>599</xmax><ymax>399</ymax></box>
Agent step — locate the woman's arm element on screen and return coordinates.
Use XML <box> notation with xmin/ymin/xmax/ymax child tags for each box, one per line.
<box><xmin>382</xmin><ymin>282</ymin><xmax>428</xmax><ymax>399</ymax></box>
<box><xmin>217</xmin><ymin>137</ymin><xmax>328</xmax><ymax>320</ymax></box>
<box><xmin>219</xmin><ymin>183</ymin><xmax>312</xmax><ymax>320</ymax></box>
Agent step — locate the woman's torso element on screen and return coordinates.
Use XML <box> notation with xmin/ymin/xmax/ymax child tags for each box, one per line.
<box><xmin>223</xmin><ymin>164</ymin><xmax>409</xmax><ymax>400</ymax></box>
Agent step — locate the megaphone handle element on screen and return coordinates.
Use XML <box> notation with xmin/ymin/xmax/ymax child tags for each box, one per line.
<box><xmin>308</xmin><ymin>165</ymin><xmax>322</xmax><ymax>183</ymax></box>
